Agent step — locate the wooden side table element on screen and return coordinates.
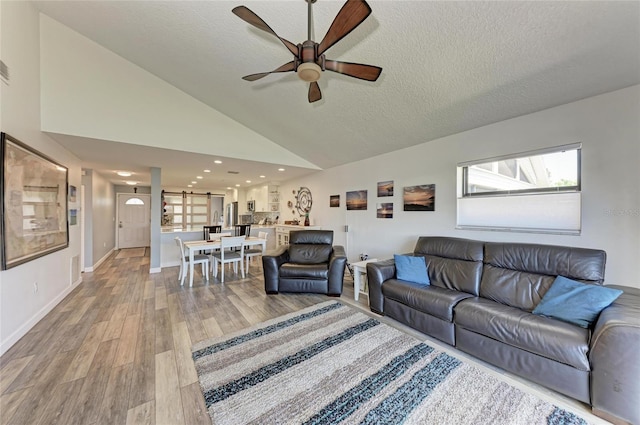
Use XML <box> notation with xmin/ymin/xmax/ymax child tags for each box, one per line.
<box><xmin>351</xmin><ymin>259</ymin><xmax>378</xmax><ymax>301</ymax></box>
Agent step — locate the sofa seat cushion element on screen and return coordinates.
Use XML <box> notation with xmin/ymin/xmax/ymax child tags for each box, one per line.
<box><xmin>383</xmin><ymin>279</ymin><xmax>473</xmax><ymax>322</ymax></box>
<box><xmin>455</xmin><ymin>298</ymin><xmax>590</xmax><ymax>371</ymax></box>
<box><xmin>279</xmin><ymin>263</ymin><xmax>328</xmax><ymax>280</ymax></box>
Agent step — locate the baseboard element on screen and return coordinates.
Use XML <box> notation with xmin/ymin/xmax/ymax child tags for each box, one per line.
<box><xmin>84</xmin><ymin>248</ymin><xmax>114</xmax><ymax>272</ymax></box>
<box><xmin>0</xmin><ymin>276</ymin><xmax>83</xmax><ymax>356</ymax></box>
<box><xmin>149</xmin><ymin>267</ymin><xmax>162</xmax><ymax>274</ymax></box>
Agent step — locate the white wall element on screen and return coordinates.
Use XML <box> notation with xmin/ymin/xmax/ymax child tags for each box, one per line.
<box><xmin>280</xmin><ymin>86</ymin><xmax>640</xmax><ymax>287</ymax></box>
<box><xmin>38</xmin><ymin>14</ymin><xmax>318</xmax><ymax>171</ymax></box>
<box><xmin>0</xmin><ymin>1</ymin><xmax>83</xmax><ymax>354</ymax></box>
<box><xmin>91</xmin><ymin>171</ymin><xmax>116</xmax><ymax>265</ymax></box>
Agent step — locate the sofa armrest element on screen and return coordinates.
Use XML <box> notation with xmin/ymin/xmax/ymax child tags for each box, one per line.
<box><xmin>590</xmin><ymin>285</ymin><xmax>640</xmax><ymax>425</ymax></box>
<box><xmin>367</xmin><ymin>259</ymin><xmax>396</xmax><ymax>314</ymax></box>
<box><xmin>327</xmin><ymin>245</ymin><xmax>348</xmax><ymax>296</ymax></box>
<box><xmin>262</xmin><ymin>246</ymin><xmax>290</xmax><ymax>293</ymax></box>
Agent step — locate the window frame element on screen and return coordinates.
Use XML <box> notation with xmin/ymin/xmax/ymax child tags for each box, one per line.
<box><xmin>456</xmin><ymin>143</ymin><xmax>582</xmax><ymax>235</ymax></box>
<box><xmin>460</xmin><ymin>143</ymin><xmax>581</xmax><ymax>198</ymax></box>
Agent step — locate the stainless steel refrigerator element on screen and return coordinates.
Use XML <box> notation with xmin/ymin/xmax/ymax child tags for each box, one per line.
<box><xmin>225</xmin><ymin>202</ymin><xmax>238</xmax><ymax>227</ymax></box>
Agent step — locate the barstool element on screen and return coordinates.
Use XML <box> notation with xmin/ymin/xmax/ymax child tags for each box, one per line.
<box><xmin>234</xmin><ymin>224</ymin><xmax>251</xmax><ymax>237</ymax></box>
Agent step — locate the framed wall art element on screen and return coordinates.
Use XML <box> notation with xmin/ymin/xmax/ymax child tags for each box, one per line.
<box><xmin>69</xmin><ymin>185</ymin><xmax>77</xmax><ymax>203</ymax></box>
<box><xmin>329</xmin><ymin>195</ymin><xmax>340</xmax><ymax>207</ymax></box>
<box><xmin>377</xmin><ymin>180</ymin><xmax>394</xmax><ymax>197</ymax></box>
<box><xmin>346</xmin><ymin>190</ymin><xmax>367</xmax><ymax>210</ymax></box>
<box><xmin>1</xmin><ymin>132</ymin><xmax>69</xmax><ymax>270</ymax></box>
<box><xmin>377</xmin><ymin>202</ymin><xmax>393</xmax><ymax>218</ymax></box>
<box><xmin>403</xmin><ymin>184</ymin><xmax>435</xmax><ymax>211</ymax></box>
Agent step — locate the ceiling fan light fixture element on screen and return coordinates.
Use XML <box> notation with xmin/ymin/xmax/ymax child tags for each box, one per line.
<box><xmin>297</xmin><ymin>62</ymin><xmax>322</xmax><ymax>82</ymax></box>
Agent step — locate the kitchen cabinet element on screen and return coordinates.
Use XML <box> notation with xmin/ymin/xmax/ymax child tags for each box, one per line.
<box><xmin>267</xmin><ymin>185</ymin><xmax>280</xmax><ymax>213</ymax></box>
<box><xmin>246</xmin><ymin>184</ymin><xmax>279</xmax><ymax>213</ymax></box>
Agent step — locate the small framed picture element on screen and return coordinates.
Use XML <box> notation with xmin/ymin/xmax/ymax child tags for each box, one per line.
<box><xmin>377</xmin><ymin>203</ymin><xmax>393</xmax><ymax>218</ymax></box>
<box><xmin>346</xmin><ymin>190</ymin><xmax>367</xmax><ymax>210</ymax></box>
<box><xmin>69</xmin><ymin>185</ymin><xmax>77</xmax><ymax>203</ymax></box>
<box><xmin>329</xmin><ymin>195</ymin><xmax>340</xmax><ymax>207</ymax></box>
<box><xmin>377</xmin><ymin>180</ymin><xmax>393</xmax><ymax>197</ymax></box>
<box><xmin>403</xmin><ymin>184</ymin><xmax>435</xmax><ymax>211</ymax></box>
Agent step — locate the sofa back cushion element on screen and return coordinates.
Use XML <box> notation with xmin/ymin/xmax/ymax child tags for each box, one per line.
<box><xmin>413</xmin><ymin>237</ymin><xmax>484</xmax><ymax>295</ymax></box>
<box><xmin>480</xmin><ymin>242</ymin><xmax>607</xmax><ymax>311</ymax></box>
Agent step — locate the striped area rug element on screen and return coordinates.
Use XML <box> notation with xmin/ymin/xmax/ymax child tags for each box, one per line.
<box><xmin>192</xmin><ymin>301</ymin><xmax>590</xmax><ymax>425</ymax></box>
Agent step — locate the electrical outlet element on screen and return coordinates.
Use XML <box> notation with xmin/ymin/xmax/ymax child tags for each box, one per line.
<box><xmin>33</xmin><ymin>282</ymin><xmax>38</xmax><ymax>293</ymax></box>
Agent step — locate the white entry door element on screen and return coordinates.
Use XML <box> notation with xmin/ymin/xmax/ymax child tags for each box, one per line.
<box><xmin>117</xmin><ymin>194</ymin><xmax>151</xmax><ymax>249</ymax></box>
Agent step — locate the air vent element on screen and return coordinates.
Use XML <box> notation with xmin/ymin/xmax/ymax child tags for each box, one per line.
<box><xmin>227</xmin><ymin>171</ymin><xmax>240</xmax><ymax>174</ymax></box>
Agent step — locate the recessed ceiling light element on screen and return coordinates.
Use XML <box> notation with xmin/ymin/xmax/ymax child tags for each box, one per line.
<box><xmin>196</xmin><ymin>176</ymin><xmax>203</xmax><ymax>179</ymax></box>
<box><xmin>188</xmin><ymin>184</ymin><xmax>193</xmax><ymax>188</ymax></box>
<box><xmin>226</xmin><ymin>187</ymin><xmax>232</xmax><ymax>190</ymax></box>
<box><xmin>260</xmin><ymin>175</ymin><xmax>266</xmax><ymax>178</ymax></box>
<box><xmin>214</xmin><ymin>160</ymin><xmax>222</xmax><ymax>164</ymax></box>
<box><xmin>191</xmin><ymin>181</ymin><xmax>197</xmax><ymax>184</ymax></box>
<box><xmin>117</xmin><ymin>171</ymin><xmax>132</xmax><ymax>177</ymax></box>
<box><xmin>235</xmin><ymin>184</ymin><xmax>240</xmax><ymax>187</ymax></box>
<box><xmin>246</xmin><ymin>180</ymin><xmax>251</xmax><ymax>183</ymax></box>
<box><xmin>125</xmin><ymin>181</ymin><xmax>137</xmax><ymax>185</ymax></box>
<box><xmin>278</xmin><ymin>168</ymin><xmax>285</xmax><ymax>172</ymax></box>
<box><xmin>204</xmin><ymin>169</ymin><xmax>211</xmax><ymax>173</ymax></box>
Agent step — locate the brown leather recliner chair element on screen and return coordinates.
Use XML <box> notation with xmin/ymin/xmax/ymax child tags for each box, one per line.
<box><xmin>262</xmin><ymin>230</ymin><xmax>347</xmax><ymax>296</ymax></box>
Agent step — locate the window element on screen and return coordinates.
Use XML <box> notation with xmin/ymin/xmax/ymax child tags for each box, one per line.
<box><xmin>125</xmin><ymin>197</ymin><xmax>145</xmax><ymax>205</ymax></box>
<box><xmin>457</xmin><ymin>144</ymin><xmax>581</xmax><ymax>234</ymax></box>
<box><xmin>462</xmin><ymin>146</ymin><xmax>580</xmax><ymax>196</ymax></box>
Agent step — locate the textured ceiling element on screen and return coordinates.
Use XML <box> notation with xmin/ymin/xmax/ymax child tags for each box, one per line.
<box><xmin>32</xmin><ymin>0</ymin><xmax>640</xmax><ymax>188</ymax></box>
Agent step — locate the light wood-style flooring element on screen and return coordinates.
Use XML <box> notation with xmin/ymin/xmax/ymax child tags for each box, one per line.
<box><xmin>0</xmin><ymin>250</ymin><xmax>357</xmax><ymax>425</ymax></box>
<box><xmin>0</xmin><ymin>250</ymin><xmax>607</xmax><ymax>425</ymax></box>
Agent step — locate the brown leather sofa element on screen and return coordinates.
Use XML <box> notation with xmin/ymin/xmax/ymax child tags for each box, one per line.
<box><xmin>262</xmin><ymin>230</ymin><xmax>347</xmax><ymax>296</ymax></box>
<box><xmin>367</xmin><ymin>236</ymin><xmax>640</xmax><ymax>424</ymax></box>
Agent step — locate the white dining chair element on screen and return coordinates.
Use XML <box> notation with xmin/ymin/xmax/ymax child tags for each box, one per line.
<box><xmin>245</xmin><ymin>231</ymin><xmax>268</xmax><ymax>273</ymax></box>
<box><xmin>210</xmin><ymin>236</ymin><xmax>245</xmax><ymax>283</ymax></box>
<box><xmin>175</xmin><ymin>237</ymin><xmax>209</xmax><ymax>286</ymax></box>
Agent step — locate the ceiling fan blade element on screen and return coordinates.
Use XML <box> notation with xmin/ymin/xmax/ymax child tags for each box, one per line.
<box><xmin>324</xmin><ymin>60</ymin><xmax>382</xmax><ymax>81</ymax></box>
<box><xmin>308</xmin><ymin>82</ymin><xmax>322</xmax><ymax>103</ymax></box>
<box><xmin>317</xmin><ymin>0</ymin><xmax>372</xmax><ymax>56</ymax></box>
<box><xmin>242</xmin><ymin>61</ymin><xmax>296</xmax><ymax>82</ymax></box>
<box><xmin>232</xmin><ymin>6</ymin><xmax>299</xmax><ymax>57</ymax></box>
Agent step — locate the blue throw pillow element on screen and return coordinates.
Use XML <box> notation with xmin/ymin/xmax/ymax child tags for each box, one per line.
<box><xmin>532</xmin><ymin>276</ymin><xmax>623</xmax><ymax>328</ymax></box>
<box><xmin>394</xmin><ymin>254</ymin><xmax>430</xmax><ymax>285</ymax></box>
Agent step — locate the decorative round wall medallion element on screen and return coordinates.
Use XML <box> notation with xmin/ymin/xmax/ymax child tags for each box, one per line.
<box><xmin>295</xmin><ymin>187</ymin><xmax>313</xmax><ymax>216</ymax></box>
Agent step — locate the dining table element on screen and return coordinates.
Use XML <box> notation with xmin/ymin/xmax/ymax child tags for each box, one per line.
<box><xmin>183</xmin><ymin>235</ymin><xmax>267</xmax><ymax>287</ymax></box>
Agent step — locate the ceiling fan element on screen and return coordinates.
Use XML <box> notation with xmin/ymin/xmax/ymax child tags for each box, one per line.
<box><xmin>232</xmin><ymin>0</ymin><xmax>382</xmax><ymax>103</ymax></box>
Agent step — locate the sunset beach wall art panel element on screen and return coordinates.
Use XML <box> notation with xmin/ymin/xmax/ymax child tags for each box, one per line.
<box><xmin>403</xmin><ymin>184</ymin><xmax>435</xmax><ymax>211</ymax></box>
<box><xmin>377</xmin><ymin>202</ymin><xmax>393</xmax><ymax>218</ymax></box>
<box><xmin>377</xmin><ymin>180</ymin><xmax>394</xmax><ymax>197</ymax></box>
<box><xmin>346</xmin><ymin>190</ymin><xmax>368</xmax><ymax>210</ymax></box>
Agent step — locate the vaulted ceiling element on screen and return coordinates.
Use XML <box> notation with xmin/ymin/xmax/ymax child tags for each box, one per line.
<box><xmin>33</xmin><ymin>1</ymin><xmax>640</xmax><ymax>189</ymax></box>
